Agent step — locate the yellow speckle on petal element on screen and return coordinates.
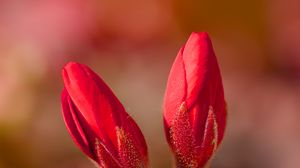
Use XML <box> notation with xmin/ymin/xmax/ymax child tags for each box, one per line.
<box><xmin>170</xmin><ymin>102</ymin><xmax>198</xmax><ymax>168</ymax></box>
<box><xmin>94</xmin><ymin>138</ymin><xmax>106</xmax><ymax>167</ymax></box>
<box><xmin>208</xmin><ymin>106</ymin><xmax>218</xmax><ymax>152</ymax></box>
<box><xmin>116</xmin><ymin>127</ymin><xmax>146</xmax><ymax>168</ymax></box>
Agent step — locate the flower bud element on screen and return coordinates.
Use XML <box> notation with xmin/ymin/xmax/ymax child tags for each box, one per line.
<box><xmin>163</xmin><ymin>32</ymin><xmax>227</xmax><ymax>168</ymax></box>
<box><xmin>61</xmin><ymin>62</ymin><xmax>148</xmax><ymax>168</ymax></box>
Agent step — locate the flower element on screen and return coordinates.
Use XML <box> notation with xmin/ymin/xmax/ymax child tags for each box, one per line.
<box><xmin>163</xmin><ymin>32</ymin><xmax>227</xmax><ymax>168</ymax></box>
<box><xmin>61</xmin><ymin>62</ymin><xmax>148</xmax><ymax>168</ymax></box>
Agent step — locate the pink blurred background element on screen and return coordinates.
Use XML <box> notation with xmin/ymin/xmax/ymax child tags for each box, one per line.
<box><xmin>1</xmin><ymin>0</ymin><xmax>300</xmax><ymax>167</ymax></box>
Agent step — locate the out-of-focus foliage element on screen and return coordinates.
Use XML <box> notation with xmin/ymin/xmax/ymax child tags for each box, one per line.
<box><xmin>1</xmin><ymin>0</ymin><xmax>300</xmax><ymax>167</ymax></box>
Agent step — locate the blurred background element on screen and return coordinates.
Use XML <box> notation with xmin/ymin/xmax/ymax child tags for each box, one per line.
<box><xmin>1</xmin><ymin>0</ymin><xmax>300</xmax><ymax>167</ymax></box>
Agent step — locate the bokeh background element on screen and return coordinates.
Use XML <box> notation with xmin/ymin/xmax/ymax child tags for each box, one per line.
<box><xmin>1</xmin><ymin>0</ymin><xmax>300</xmax><ymax>167</ymax></box>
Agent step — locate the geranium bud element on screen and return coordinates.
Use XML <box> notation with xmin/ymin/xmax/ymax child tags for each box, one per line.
<box><xmin>163</xmin><ymin>32</ymin><xmax>227</xmax><ymax>168</ymax></box>
<box><xmin>61</xmin><ymin>62</ymin><xmax>148</xmax><ymax>168</ymax></box>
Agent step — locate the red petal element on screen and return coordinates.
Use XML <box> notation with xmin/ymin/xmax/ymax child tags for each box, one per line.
<box><xmin>163</xmin><ymin>32</ymin><xmax>227</xmax><ymax>167</ymax></box>
<box><xmin>164</xmin><ymin>32</ymin><xmax>217</xmax><ymax>128</ymax></box>
<box><xmin>163</xmin><ymin>47</ymin><xmax>187</xmax><ymax>133</ymax></box>
<box><xmin>182</xmin><ymin>32</ymin><xmax>216</xmax><ymax>108</ymax></box>
<box><xmin>196</xmin><ymin>106</ymin><xmax>218</xmax><ymax>167</ymax></box>
<box><xmin>120</xmin><ymin>115</ymin><xmax>149</xmax><ymax>165</ymax></box>
<box><xmin>62</xmin><ymin>62</ymin><xmax>123</xmax><ymax>152</ymax></box>
<box><xmin>61</xmin><ymin>88</ymin><xmax>94</xmax><ymax>159</ymax></box>
<box><xmin>117</xmin><ymin>127</ymin><xmax>148</xmax><ymax>168</ymax></box>
<box><xmin>62</xmin><ymin>62</ymin><xmax>148</xmax><ymax>166</ymax></box>
<box><xmin>94</xmin><ymin>138</ymin><xmax>122</xmax><ymax>168</ymax></box>
<box><xmin>169</xmin><ymin>102</ymin><xmax>198</xmax><ymax>167</ymax></box>
<box><xmin>62</xmin><ymin>89</ymin><xmax>122</xmax><ymax>166</ymax></box>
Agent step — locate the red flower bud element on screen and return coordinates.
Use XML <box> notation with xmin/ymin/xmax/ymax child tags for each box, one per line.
<box><xmin>163</xmin><ymin>32</ymin><xmax>227</xmax><ymax>168</ymax></box>
<box><xmin>61</xmin><ymin>62</ymin><xmax>148</xmax><ymax>168</ymax></box>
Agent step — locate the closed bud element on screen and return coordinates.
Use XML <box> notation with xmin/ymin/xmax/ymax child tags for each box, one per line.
<box><xmin>163</xmin><ymin>32</ymin><xmax>227</xmax><ymax>168</ymax></box>
<box><xmin>61</xmin><ymin>62</ymin><xmax>148</xmax><ymax>168</ymax></box>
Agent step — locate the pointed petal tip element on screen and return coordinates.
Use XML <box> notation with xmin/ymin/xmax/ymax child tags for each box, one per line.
<box><xmin>63</xmin><ymin>61</ymin><xmax>81</xmax><ymax>69</ymax></box>
<box><xmin>62</xmin><ymin>61</ymin><xmax>82</xmax><ymax>74</ymax></box>
<box><xmin>163</xmin><ymin>32</ymin><xmax>215</xmax><ymax>127</ymax></box>
<box><xmin>190</xmin><ymin>32</ymin><xmax>210</xmax><ymax>40</ymax></box>
<box><xmin>61</xmin><ymin>62</ymin><xmax>81</xmax><ymax>85</ymax></box>
<box><xmin>61</xmin><ymin>62</ymin><xmax>90</xmax><ymax>87</ymax></box>
<box><xmin>186</xmin><ymin>32</ymin><xmax>213</xmax><ymax>52</ymax></box>
<box><xmin>187</xmin><ymin>32</ymin><xmax>212</xmax><ymax>48</ymax></box>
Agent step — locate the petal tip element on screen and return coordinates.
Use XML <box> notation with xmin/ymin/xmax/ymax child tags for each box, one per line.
<box><xmin>190</xmin><ymin>32</ymin><xmax>210</xmax><ymax>40</ymax></box>
<box><xmin>62</xmin><ymin>61</ymin><xmax>82</xmax><ymax>73</ymax></box>
<box><xmin>62</xmin><ymin>62</ymin><xmax>87</xmax><ymax>86</ymax></box>
<box><xmin>187</xmin><ymin>32</ymin><xmax>212</xmax><ymax>50</ymax></box>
